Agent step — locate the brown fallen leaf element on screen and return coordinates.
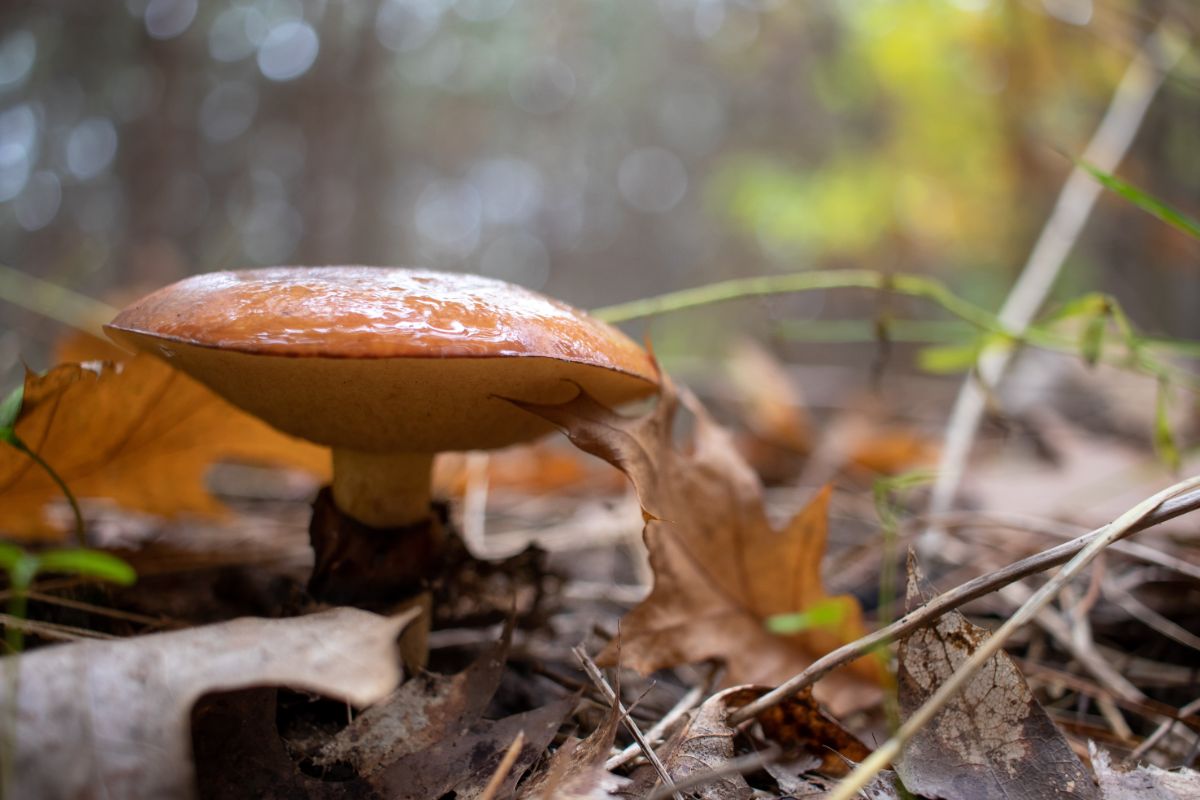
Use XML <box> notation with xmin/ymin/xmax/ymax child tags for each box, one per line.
<box><xmin>372</xmin><ymin>696</ymin><xmax>575</xmax><ymax>800</ymax></box>
<box><xmin>1090</xmin><ymin>744</ymin><xmax>1200</xmax><ymax>799</ymax></box>
<box><xmin>519</xmin><ymin>698</ymin><xmax>627</xmax><ymax>800</ymax></box>
<box><xmin>0</xmin><ymin>354</ymin><xmax>329</xmax><ymax>540</ymax></box>
<box><xmin>434</xmin><ymin>441</ymin><xmax>626</xmax><ymax>498</ymax></box>
<box><xmin>55</xmin><ymin>329</ymin><xmax>132</xmax><ymax>364</ymax></box>
<box><xmin>725</xmin><ymin>339</ymin><xmax>809</xmax><ymax>454</ymax></box>
<box><xmin>516</xmin><ymin>380</ymin><xmax>880</xmax><ymax>712</ymax></box>
<box><xmin>750</xmin><ymin>685</ymin><xmax>870</xmax><ymax>777</ymax></box>
<box><xmin>846</xmin><ymin>426</ymin><xmax>938</xmax><ymax>477</ymax></box>
<box><xmin>647</xmin><ymin>683</ymin><xmax>871</xmax><ymax>800</ymax></box>
<box><xmin>2</xmin><ymin>607</ymin><xmax>414</xmax><ymax>800</ymax></box>
<box><xmin>660</xmin><ymin>686</ymin><xmax>757</xmax><ymax>800</ymax></box>
<box><xmin>315</xmin><ymin>622</ymin><xmax>513</xmax><ymax>776</ymax></box>
<box><xmin>896</xmin><ymin>553</ymin><xmax>1100</xmax><ymax>800</ymax></box>
<box><xmin>193</xmin><ymin>688</ymin><xmax>381</xmax><ymax>800</ymax></box>
<box><xmin>316</xmin><ymin>623</ymin><xmax>576</xmax><ymax>800</ymax></box>
<box><xmin>725</xmin><ymin>339</ymin><xmax>811</xmax><ymax>483</ymax></box>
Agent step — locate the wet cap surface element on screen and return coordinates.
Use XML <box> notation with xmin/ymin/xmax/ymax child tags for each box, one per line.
<box><xmin>107</xmin><ymin>266</ymin><xmax>655</xmax><ymax>381</ymax></box>
<box><xmin>105</xmin><ymin>266</ymin><xmax>659</xmax><ymax>452</ymax></box>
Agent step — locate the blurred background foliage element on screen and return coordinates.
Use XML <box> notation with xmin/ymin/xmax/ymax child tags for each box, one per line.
<box><xmin>0</xmin><ymin>0</ymin><xmax>1196</xmax><ymax>387</ymax></box>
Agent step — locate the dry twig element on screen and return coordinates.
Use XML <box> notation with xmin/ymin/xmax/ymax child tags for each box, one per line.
<box><xmin>829</xmin><ymin>474</ymin><xmax>1200</xmax><ymax>800</ymax></box>
<box><xmin>573</xmin><ymin>646</ymin><xmax>684</xmax><ymax>800</ymax></box>
<box><xmin>478</xmin><ymin>730</ymin><xmax>525</xmax><ymax>800</ymax></box>
<box><xmin>731</xmin><ymin>484</ymin><xmax>1200</xmax><ymax>726</ymax></box>
<box><xmin>643</xmin><ymin>745</ymin><xmax>780</xmax><ymax>800</ymax></box>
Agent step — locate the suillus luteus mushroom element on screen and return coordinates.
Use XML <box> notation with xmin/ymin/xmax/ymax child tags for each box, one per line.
<box><xmin>106</xmin><ymin>266</ymin><xmax>658</xmax><ymax>663</ymax></box>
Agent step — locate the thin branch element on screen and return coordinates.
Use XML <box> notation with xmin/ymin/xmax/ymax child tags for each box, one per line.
<box><xmin>924</xmin><ymin>20</ymin><xmax>1189</xmax><ymax>535</ymax></box>
<box><xmin>926</xmin><ymin>509</ymin><xmax>1200</xmax><ymax>582</ymax></box>
<box><xmin>607</xmin><ymin>682</ymin><xmax>705</xmax><ymax>771</ymax></box>
<box><xmin>1128</xmin><ymin>695</ymin><xmax>1200</xmax><ymax>763</ymax></box>
<box><xmin>573</xmin><ymin>646</ymin><xmax>683</xmax><ymax>800</ymax></box>
<box><xmin>1103</xmin><ymin>579</ymin><xmax>1200</xmax><ymax>655</ymax></box>
<box><xmin>828</xmin><ymin>474</ymin><xmax>1200</xmax><ymax>800</ymax></box>
<box><xmin>478</xmin><ymin>731</ymin><xmax>524</xmax><ymax>800</ymax></box>
<box><xmin>730</xmin><ymin>483</ymin><xmax>1200</xmax><ymax>726</ymax></box>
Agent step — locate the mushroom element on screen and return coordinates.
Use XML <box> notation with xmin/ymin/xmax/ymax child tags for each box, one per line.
<box><xmin>105</xmin><ymin>267</ymin><xmax>658</xmax><ymax>658</ymax></box>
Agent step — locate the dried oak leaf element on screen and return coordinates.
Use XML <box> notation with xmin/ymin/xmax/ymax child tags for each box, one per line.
<box><xmin>3</xmin><ymin>607</ymin><xmax>413</xmax><ymax>800</ymax></box>
<box><xmin>0</xmin><ymin>354</ymin><xmax>329</xmax><ymax>540</ymax></box>
<box><xmin>515</xmin><ymin>380</ymin><xmax>880</xmax><ymax>711</ymax></box>
<box><xmin>896</xmin><ymin>553</ymin><xmax>1099</xmax><ymax>800</ymax></box>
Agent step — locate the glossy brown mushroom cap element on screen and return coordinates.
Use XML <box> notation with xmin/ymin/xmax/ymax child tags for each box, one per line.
<box><xmin>105</xmin><ymin>267</ymin><xmax>658</xmax><ymax>451</ymax></box>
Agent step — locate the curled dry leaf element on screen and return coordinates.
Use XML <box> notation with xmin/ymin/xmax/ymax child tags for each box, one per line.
<box><xmin>3</xmin><ymin>607</ymin><xmax>414</xmax><ymax>800</ymax></box>
<box><xmin>515</xmin><ymin>380</ymin><xmax>879</xmax><ymax>712</ymax></box>
<box><xmin>0</xmin><ymin>353</ymin><xmax>329</xmax><ymax>540</ymax></box>
<box><xmin>896</xmin><ymin>553</ymin><xmax>1099</xmax><ymax>800</ymax></box>
<box><xmin>1090</xmin><ymin>744</ymin><xmax>1200</xmax><ymax>799</ymax></box>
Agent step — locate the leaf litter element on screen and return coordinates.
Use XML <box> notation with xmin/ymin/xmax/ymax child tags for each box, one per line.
<box><xmin>514</xmin><ymin>378</ymin><xmax>881</xmax><ymax>713</ymax></box>
<box><xmin>1</xmin><ymin>341</ymin><xmax>1198</xmax><ymax>798</ymax></box>
<box><xmin>895</xmin><ymin>553</ymin><xmax>1099</xmax><ymax>799</ymax></box>
<box><xmin>0</xmin><ymin>354</ymin><xmax>328</xmax><ymax>540</ymax></box>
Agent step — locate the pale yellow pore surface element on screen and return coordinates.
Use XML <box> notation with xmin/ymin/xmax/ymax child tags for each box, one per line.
<box><xmin>105</xmin><ymin>330</ymin><xmax>655</xmax><ymax>452</ymax></box>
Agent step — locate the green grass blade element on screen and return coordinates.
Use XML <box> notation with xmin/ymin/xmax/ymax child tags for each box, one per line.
<box><xmin>1078</xmin><ymin>160</ymin><xmax>1200</xmax><ymax>240</ymax></box>
<box><xmin>0</xmin><ymin>384</ymin><xmax>22</xmax><ymax>433</ymax></box>
<box><xmin>36</xmin><ymin>549</ymin><xmax>136</xmax><ymax>585</ymax></box>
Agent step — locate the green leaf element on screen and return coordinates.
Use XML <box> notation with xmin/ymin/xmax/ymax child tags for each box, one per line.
<box><xmin>36</xmin><ymin>549</ymin><xmax>136</xmax><ymax>585</ymax></box>
<box><xmin>766</xmin><ymin>597</ymin><xmax>848</xmax><ymax>635</ymax></box>
<box><xmin>0</xmin><ymin>381</ymin><xmax>23</xmax><ymax>441</ymax></box>
<box><xmin>1078</xmin><ymin>160</ymin><xmax>1200</xmax><ymax>240</ymax></box>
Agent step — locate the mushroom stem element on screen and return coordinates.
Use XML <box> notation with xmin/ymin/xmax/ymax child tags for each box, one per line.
<box><xmin>331</xmin><ymin>449</ymin><xmax>436</xmax><ymax>528</ymax></box>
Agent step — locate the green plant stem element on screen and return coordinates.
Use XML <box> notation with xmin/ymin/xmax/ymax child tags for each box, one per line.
<box><xmin>5</xmin><ymin>436</ymin><xmax>85</xmax><ymax>546</ymax></box>
<box><xmin>592</xmin><ymin>269</ymin><xmax>1200</xmax><ymax>392</ymax></box>
<box><xmin>595</xmin><ymin>270</ymin><xmax>997</xmax><ymax>332</ymax></box>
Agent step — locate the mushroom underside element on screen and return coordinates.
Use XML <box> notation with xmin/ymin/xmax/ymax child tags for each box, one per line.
<box><xmin>105</xmin><ymin>332</ymin><xmax>656</xmax><ymax>451</ymax></box>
